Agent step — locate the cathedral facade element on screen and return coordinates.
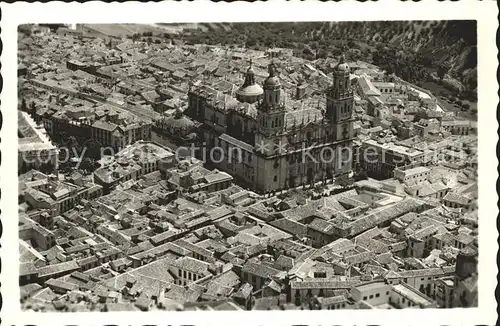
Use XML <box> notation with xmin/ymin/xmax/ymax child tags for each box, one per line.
<box><xmin>186</xmin><ymin>56</ymin><xmax>354</xmax><ymax>193</ymax></box>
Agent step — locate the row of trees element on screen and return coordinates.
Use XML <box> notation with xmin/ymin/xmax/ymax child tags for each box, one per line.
<box><xmin>123</xmin><ymin>22</ymin><xmax>475</xmax><ymax>101</ymax></box>
<box><xmin>55</xmin><ymin>133</ymin><xmax>103</xmax><ymax>174</ymax></box>
<box><xmin>372</xmin><ymin>44</ymin><xmax>476</xmax><ymax>102</ymax></box>
<box><xmin>372</xmin><ymin>48</ymin><xmax>431</xmax><ymax>84</ymax></box>
<box><xmin>179</xmin><ymin>21</ymin><xmax>476</xmax><ymax>100</ymax></box>
<box><xmin>181</xmin><ymin>23</ymin><xmax>365</xmax><ymax>54</ymax></box>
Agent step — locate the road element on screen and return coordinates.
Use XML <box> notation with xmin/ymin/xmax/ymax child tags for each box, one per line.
<box><xmin>409</xmin><ymin>87</ymin><xmax>444</xmax><ymax>112</ymax></box>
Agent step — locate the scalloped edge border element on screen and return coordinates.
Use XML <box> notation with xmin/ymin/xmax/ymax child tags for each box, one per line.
<box><xmin>0</xmin><ymin>3</ymin><xmax>4</xmax><ymax>324</ymax></box>
<box><xmin>0</xmin><ymin>0</ymin><xmax>490</xmax><ymax>3</ymax></box>
<box><xmin>496</xmin><ymin>1</ymin><xmax>500</xmax><ymax>325</ymax></box>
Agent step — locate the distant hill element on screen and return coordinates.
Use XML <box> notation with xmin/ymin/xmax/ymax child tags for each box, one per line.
<box><xmin>322</xmin><ymin>21</ymin><xmax>476</xmax><ymax>96</ymax></box>
<box><xmin>182</xmin><ymin>21</ymin><xmax>477</xmax><ymax>98</ymax></box>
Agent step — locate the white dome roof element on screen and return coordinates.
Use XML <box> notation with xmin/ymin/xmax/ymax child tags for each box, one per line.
<box><xmin>237</xmin><ymin>83</ymin><xmax>264</xmax><ymax>97</ymax></box>
<box><xmin>336</xmin><ymin>63</ymin><xmax>349</xmax><ymax>72</ymax></box>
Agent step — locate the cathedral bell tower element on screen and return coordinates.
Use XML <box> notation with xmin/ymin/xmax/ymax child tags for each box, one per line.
<box><xmin>325</xmin><ymin>54</ymin><xmax>354</xmax><ymax>143</ymax></box>
<box><xmin>326</xmin><ymin>54</ymin><xmax>353</xmax><ymax>123</ymax></box>
<box><xmin>257</xmin><ymin>62</ymin><xmax>286</xmax><ymax>135</ymax></box>
<box><xmin>324</xmin><ymin>54</ymin><xmax>354</xmax><ymax>176</ymax></box>
<box><xmin>254</xmin><ymin>62</ymin><xmax>288</xmax><ymax>193</ymax></box>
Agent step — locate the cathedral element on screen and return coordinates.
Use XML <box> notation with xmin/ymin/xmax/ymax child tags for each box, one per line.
<box><xmin>186</xmin><ymin>56</ymin><xmax>354</xmax><ymax>193</ymax></box>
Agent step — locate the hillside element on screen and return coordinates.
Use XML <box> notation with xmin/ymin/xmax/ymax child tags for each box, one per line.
<box><xmin>181</xmin><ymin>21</ymin><xmax>477</xmax><ymax>99</ymax></box>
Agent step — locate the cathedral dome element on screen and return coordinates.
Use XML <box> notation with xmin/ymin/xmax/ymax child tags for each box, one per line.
<box><xmin>264</xmin><ymin>76</ymin><xmax>280</xmax><ymax>87</ymax></box>
<box><xmin>334</xmin><ymin>54</ymin><xmax>349</xmax><ymax>73</ymax></box>
<box><xmin>264</xmin><ymin>62</ymin><xmax>280</xmax><ymax>87</ymax></box>
<box><xmin>246</xmin><ymin>65</ymin><xmax>255</xmax><ymax>75</ymax></box>
<box><xmin>336</xmin><ymin>63</ymin><xmax>349</xmax><ymax>72</ymax></box>
<box><xmin>237</xmin><ymin>60</ymin><xmax>264</xmax><ymax>104</ymax></box>
<box><xmin>237</xmin><ymin>83</ymin><xmax>263</xmax><ymax>97</ymax></box>
<box><xmin>168</xmin><ymin>116</ymin><xmax>195</xmax><ymax>130</ymax></box>
<box><xmin>164</xmin><ymin>110</ymin><xmax>196</xmax><ymax>134</ymax></box>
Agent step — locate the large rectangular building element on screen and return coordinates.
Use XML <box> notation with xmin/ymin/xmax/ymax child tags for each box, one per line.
<box><xmin>186</xmin><ymin>58</ymin><xmax>355</xmax><ymax>193</ymax></box>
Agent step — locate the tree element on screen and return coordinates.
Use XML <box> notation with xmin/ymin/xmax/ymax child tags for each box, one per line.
<box><xmin>85</xmin><ymin>139</ymin><xmax>102</xmax><ymax>160</ymax></box>
<box><xmin>246</xmin><ymin>38</ymin><xmax>257</xmax><ymax>47</ymax></box>
<box><xmin>385</xmin><ymin>64</ymin><xmax>394</xmax><ymax>76</ymax></box>
<box><xmin>355</xmin><ymin>170</ymin><xmax>368</xmax><ymax>181</ymax></box>
<box><xmin>29</xmin><ymin>101</ymin><xmax>36</xmax><ymax>115</ymax></box>
<box><xmin>21</xmin><ymin>98</ymin><xmax>27</xmax><ymax>111</ymax></box>
<box><xmin>336</xmin><ymin>174</ymin><xmax>354</xmax><ymax>188</ymax></box>
<box><xmin>65</xmin><ymin>136</ymin><xmax>79</xmax><ymax>150</ymax></box>
<box><xmin>120</xmin><ymin>216</ymin><xmax>132</xmax><ymax>229</ymax></box>
<box><xmin>295</xmin><ymin>294</ymin><xmax>301</xmax><ymax>306</ymax></box>
<box><xmin>39</xmin><ymin>162</ymin><xmax>54</xmax><ymax>174</ymax></box>
<box><xmin>79</xmin><ymin>157</ymin><xmax>97</xmax><ymax>172</ymax></box>
<box><xmin>437</xmin><ymin>64</ymin><xmax>447</xmax><ymax>81</ymax></box>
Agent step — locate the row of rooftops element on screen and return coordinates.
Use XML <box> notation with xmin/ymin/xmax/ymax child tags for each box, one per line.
<box><xmin>20</xmin><ymin>180</ymin><xmax>475</xmax><ymax>310</ymax></box>
<box><xmin>19</xmin><ymin>26</ymin><xmax>478</xmax><ymax>311</ymax></box>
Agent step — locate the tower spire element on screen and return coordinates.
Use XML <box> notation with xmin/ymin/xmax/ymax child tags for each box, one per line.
<box><xmin>260</xmin><ymin>59</ymin><xmax>282</xmax><ymax>110</ymax></box>
<box><xmin>268</xmin><ymin>60</ymin><xmax>276</xmax><ymax>77</ymax></box>
<box><xmin>326</xmin><ymin>47</ymin><xmax>352</xmax><ymax>123</ymax></box>
<box><xmin>243</xmin><ymin>59</ymin><xmax>256</xmax><ymax>87</ymax></box>
<box><xmin>339</xmin><ymin>53</ymin><xmax>345</xmax><ymax>64</ymax></box>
